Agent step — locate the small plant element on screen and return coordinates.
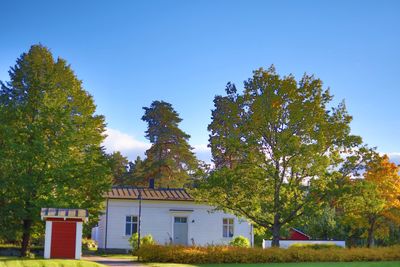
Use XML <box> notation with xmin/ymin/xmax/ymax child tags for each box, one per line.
<box><xmin>141</xmin><ymin>234</ymin><xmax>156</xmax><ymax>246</ymax></box>
<box><xmin>82</xmin><ymin>238</ymin><xmax>98</xmax><ymax>251</ymax></box>
<box><xmin>129</xmin><ymin>233</ymin><xmax>140</xmax><ymax>251</ymax></box>
<box><xmin>129</xmin><ymin>233</ymin><xmax>156</xmax><ymax>254</ymax></box>
<box><xmin>229</xmin><ymin>235</ymin><xmax>250</xmax><ymax>248</ymax></box>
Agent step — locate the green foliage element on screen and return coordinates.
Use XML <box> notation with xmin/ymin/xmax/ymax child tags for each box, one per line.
<box><xmin>229</xmin><ymin>236</ymin><xmax>250</xmax><ymax>248</ymax></box>
<box><xmin>0</xmin><ymin>44</ymin><xmax>112</xmax><ymax>254</ymax></box>
<box><xmin>196</xmin><ymin>66</ymin><xmax>367</xmax><ymax>247</ymax></box>
<box><xmin>129</xmin><ymin>233</ymin><xmax>140</xmax><ymax>251</ymax></box>
<box><xmin>141</xmin><ymin>235</ymin><xmax>156</xmax><ymax>246</ymax></box>
<box><xmin>106</xmin><ymin>151</ymin><xmax>129</xmax><ymax>185</ymax></box>
<box><xmin>339</xmin><ymin>155</ymin><xmax>400</xmax><ymax>248</ymax></box>
<box><xmin>129</xmin><ymin>233</ymin><xmax>156</xmax><ymax>253</ymax></box>
<box><xmin>141</xmin><ymin>101</ymin><xmax>199</xmax><ymax>188</ymax></box>
<box><xmin>137</xmin><ymin>245</ymin><xmax>400</xmax><ymax>264</ymax></box>
<box><xmin>82</xmin><ymin>238</ymin><xmax>98</xmax><ymax>251</ymax></box>
<box><xmin>126</xmin><ymin>156</ymin><xmax>147</xmax><ymax>186</ymax></box>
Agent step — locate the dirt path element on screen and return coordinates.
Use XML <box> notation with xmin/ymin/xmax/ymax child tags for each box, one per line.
<box><xmin>82</xmin><ymin>256</ymin><xmax>147</xmax><ymax>267</ymax></box>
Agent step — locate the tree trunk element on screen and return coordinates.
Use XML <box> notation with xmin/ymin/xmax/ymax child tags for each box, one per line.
<box><xmin>271</xmin><ymin>214</ymin><xmax>281</xmax><ymax>247</ymax></box>
<box><xmin>20</xmin><ymin>219</ymin><xmax>32</xmax><ymax>257</ymax></box>
<box><xmin>367</xmin><ymin>219</ymin><xmax>375</xmax><ymax>248</ymax></box>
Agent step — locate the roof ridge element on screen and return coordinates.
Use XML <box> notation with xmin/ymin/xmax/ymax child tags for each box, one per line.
<box><xmin>111</xmin><ymin>185</ymin><xmax>187</xmax><ymax>191</ymax></box>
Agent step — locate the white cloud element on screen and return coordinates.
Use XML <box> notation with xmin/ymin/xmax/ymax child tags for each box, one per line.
<box><xmin>193</xmin><ymin>144</ymin><xmax>212</xmax><ymax>163</ymax></box>
<box><xmin>102</xmin><ymin>128</ymin><xmax>213</xmax><ymax>163</ymax></box>
<box><xmin>103</xmin><ymin>128</ymin><xmax>150</xmax><ymax>160</ymax></box>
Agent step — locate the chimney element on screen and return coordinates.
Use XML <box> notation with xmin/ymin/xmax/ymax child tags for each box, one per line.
<box><xmin>149</xmin><ymin>178</ymin><xmax>155</xmax><ymax>189</ymax></box>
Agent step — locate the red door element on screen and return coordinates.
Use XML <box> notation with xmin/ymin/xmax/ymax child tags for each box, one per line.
<box><xmin>51</xmin><ymin>221</ymin><xmax>76</xmax><ymax>259</ymax></box>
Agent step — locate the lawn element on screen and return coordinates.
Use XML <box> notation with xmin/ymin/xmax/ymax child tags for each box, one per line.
<box><xmin>147</xmin><ymin>262</ymin><xmax>400</xmax><ymax>267</ymax></box>
<box><xmin>0</xmin><ymin>258</ymin><xmax>106</xmax><ymax>267</ymax></box>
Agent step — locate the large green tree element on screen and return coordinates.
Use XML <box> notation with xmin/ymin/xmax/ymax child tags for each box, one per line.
<box><xmin>0</xmin><ymin>45</ymin><xmax>111</xmax><ymax>256</ymax></box>
<box><xmin>106</xmin><ymin>151</ymin><xmax>129</xmax><ymax>185</ymax></box>
<box><xmin>197</xmin><ymin>66</ymin><xmax>366</xmax><ymax>247</ymax></box>
<box><xmin>141</xmin><ymin>101</ymin><xmax>198</xmax><ymax>188</ymax></box>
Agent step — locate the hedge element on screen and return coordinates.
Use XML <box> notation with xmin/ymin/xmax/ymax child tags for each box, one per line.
<box><xmin>137</xmin><ymin>245</ymin><xmax>400</xmax><ymax>264</ymax></box>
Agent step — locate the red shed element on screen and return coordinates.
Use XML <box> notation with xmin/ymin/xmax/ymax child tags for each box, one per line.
<box><xmin>288</xmin><ymin>228</ymin><xmax>311</xmax><ymax>240</ymax></box>
<box><xmin>41</xmin><ymin>208</ymin><xmax>88</xmax><ymax>259</ymax></box>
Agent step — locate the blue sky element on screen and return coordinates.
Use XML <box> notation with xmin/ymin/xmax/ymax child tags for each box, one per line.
<box><xmin>1</xmin><ymin>1</ymin><xmax>399</xmax><ymax>163</ymax></box>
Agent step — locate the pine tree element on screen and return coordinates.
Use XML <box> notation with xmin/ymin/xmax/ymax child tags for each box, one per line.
<box><xmin>106</xmin><ymin>151</ymin><xmax>129</xmax><ymax>185</ymax></box>
<box><xmin>141</xmin><ymin>101</ymin><xmax>198</xmax><ymax>188</ymax></box>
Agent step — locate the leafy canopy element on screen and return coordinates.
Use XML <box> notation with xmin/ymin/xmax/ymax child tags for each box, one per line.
<box><xmin>196</xmin><ymin>66</ymin><xmax>365</xmax><ymax>246</ymax></box>
<box><xmin>0</xmin><ymin>44</ymin><xmax>111</xmax><ymax>251</ymax></box>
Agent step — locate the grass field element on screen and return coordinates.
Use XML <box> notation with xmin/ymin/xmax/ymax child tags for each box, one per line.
<box><xmin>0</xmin><ymin>258</ymin><xmax>106</xmax><ymax>267</ymax></box>
<box><xmin>148</xmin><ymin>262</ymin><xmax>400</xmax><ymax>267</ymax></box>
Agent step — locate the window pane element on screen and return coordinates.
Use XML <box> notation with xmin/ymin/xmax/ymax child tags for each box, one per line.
<box><xmin>132</xmin><ymin>223</ymin><xmax>138</xmax><ymax>234</ymax></box>
<box><xmin>228</xmin><ymin>218</ymin><xmax>234</xmax><ymax>225</ymax></box>
<box><xmin>175</xmin><ymin>217</ymin><xmax>187</xmax><ymax>223</ymax></box>
<box><xmin>126</xmin><ymin>216</ymin><xmax>131</xmax><ymax>223</ymax></box>
<box><xmin>223</xmin><ymin>225</ymin><xmax>228</xmax><ymax>237</ymax></box>
<box><xmin>223</xmin><ymin>218</ymin><xmax>227</xmax><ymax>225</ymax></box>
<box><xmin>125</xmin><ymin>223</ymin><xmax>131</xmax><ymax>236</ymax></box>
<box><xmin>132</xmin><ymin>216</ymin><xmax>138</xmax><ymax>222</ymax></box>
<box><xmin>229</xmin><ymin>226</ymin><xmax>234</xmax><ymax>237</ymax></box>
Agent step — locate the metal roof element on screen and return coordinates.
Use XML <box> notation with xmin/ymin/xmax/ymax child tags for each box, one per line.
<box><xmin>41</xmin><ymin>208</ymin><xmax>88</xmax><ymax>221</ymax></box>
<box><xmin>105</xmin><ymin>186</ymin><xmax>194</xmax><ymax>201</ymax></box>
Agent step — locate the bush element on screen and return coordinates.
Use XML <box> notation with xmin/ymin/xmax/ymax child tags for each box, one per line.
<box><xmin>289</xmin><ymin>243</ymin><xmax>342</xmax><ymax>249</ymax></box>
<box><xmin>82</xmin><ymin>238</ymin><xmax>98</xmax><ymax>251</ymax></box>
<box><xmin>229</xmin><ymin>236</ymin><xmax>250</xmax><ymax>248</ymax></box>
<box><xmin>129</xmin><ymin>233</ymin><xmax>156</xmax><ymax>253</ymax></box>
<box><xmin>129</xmin><ymin>233</ymin><xmax>140</xmax><ymax>251</ymax></box>
<box><xmin>141</xmin><ymin>235</ymin><xmax>156</xmax><ymax>246</ymax></box>
<box><xmin>137</xmin><ymin>245</ymin><xmax>400</xmax><ymax>264</ymax></box>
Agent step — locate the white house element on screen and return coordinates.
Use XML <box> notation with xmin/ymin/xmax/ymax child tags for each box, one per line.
<box><xmin>93</xmin><ymin>185</ymin><xmax>253</xmax><ymax>250</ymax></box>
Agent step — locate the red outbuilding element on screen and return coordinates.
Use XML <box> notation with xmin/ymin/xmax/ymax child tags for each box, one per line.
<box><xmin>287</xmin><ymin>228</ymin><xmax>311</xmax><ymax>240</ymax></box>
<box><xmin>41</xmin><ymin>208</ymin><xmax>88</xmax><ymax>259</ymax></box>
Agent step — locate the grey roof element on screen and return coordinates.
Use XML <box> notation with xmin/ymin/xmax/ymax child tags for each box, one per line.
<box><xmin>105</xmin><ymin>186</ymin><xmax>194</xmax><ymax>201</ymax></box>
<box><xmin>41</xmin><ymin>208</ymin><xmax>88</xmax><ymax>221</ymax></box>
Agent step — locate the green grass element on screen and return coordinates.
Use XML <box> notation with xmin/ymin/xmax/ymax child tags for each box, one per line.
<box><xmin>147</xmin><ymin>262</ymin><xmax>400</xmax><ymax>267</ymax></box>
<box><xmin>0</xmin><ymin>258</ymin><xmax>106</xmax><ymax>267</ymax></box>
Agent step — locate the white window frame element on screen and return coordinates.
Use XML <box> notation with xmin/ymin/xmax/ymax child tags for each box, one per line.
<box><xmin>223</xmin><ymin>218</ymin><xmax>234</xmax><ymax>238</ymax></box>
<box><xmin>125</xmin><ymin>215</ymin><xmax>138</xmax><ymax>236</ymax></box>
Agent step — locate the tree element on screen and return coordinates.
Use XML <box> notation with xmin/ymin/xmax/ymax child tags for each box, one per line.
<box><xmin>208</xmin><ymin>82</ymin><xmax>244</xmax><ymax>169</ymax></box>
<box><xmin>126</xmin><ymin>156</ymin><xmax>147</xmax><ymax>186</ymax></box>
<box><xmin>141</xmin><ymin>101</ymin><xmax>198</xmax><ymax>188</ymax></box>
<box><xmin>0</xmin><ymin>45</ymin><xmax>111</xmax><ymax>256</ymax></box>
<box><xmin>106</xmin><ymin>151</ymin><xmax>129</xmax><ymax>185</ymax></box>
<box><xmin>196</xmin><ymin>66</ymin><xmax>365</xmax><ymax>247</ymax></box>
<box><xmin>341</xmin><ymin>155</ymin><xmax>400</xmax><ymax>247</ymax></box>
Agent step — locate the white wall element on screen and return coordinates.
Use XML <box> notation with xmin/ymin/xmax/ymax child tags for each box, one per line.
<box><xmin>262</xmin><ymin>240</ymin><xmax>346</xmax><ymax>249</ymax></box>
<box><xmin>95</xmin><ymin>199</ymin><xmax>252</xmax><ymax>249</ymax></box>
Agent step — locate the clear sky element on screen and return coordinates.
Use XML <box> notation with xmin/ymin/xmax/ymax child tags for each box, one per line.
<box><xmin>1</xmin><ymin>0</ymin><xmax>399</xmax><ymax>163</ymax></box>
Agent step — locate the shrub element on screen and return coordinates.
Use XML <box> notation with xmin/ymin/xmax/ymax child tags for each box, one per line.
<box><xmin>129</xmin><ymin>233</ymin><xmax>140</xmax><ymax>251</ymax></box>
<box><xmin>82</xmin><ymin>238</ymin><xmax>98</xmax><ymax>251</ymax></box>
<box><xmin>129</xmin><ymin>233</ymin><xmax>156</xmax><ymax>253</ymax></box>
<box><xmin>137</xmin><ymin>245</ymin><xmax>400</xmax><ymax>264</ymax></box>
<box><xmin>289</xmin><ymin>243</ymin><xmax>342</xmax><ymax>249</ymax></box>
<box><xmin>141</xmin><ymin>235</ymin><xmax>156</xmax><ymax>246</ymax></box>
<box><xmin>229</xmin><ymin>236</ymin><xmax>250</xmax><ymax>248</ymax></box>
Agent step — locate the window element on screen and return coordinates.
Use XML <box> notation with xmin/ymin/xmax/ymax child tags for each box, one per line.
<box><xmin>125</xmin><ymin>215</ymin><xmax>138</xmax><ymax>236</ymax></box>
<box><xmin>174</xmin><ymin>217</ymin><xmax>187</xmax><ymax>223</ymax></box>
<box><xmin>223</xmin><ymin>218</ymin><xmax>234</xmax><ymax>238</ymax></box>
